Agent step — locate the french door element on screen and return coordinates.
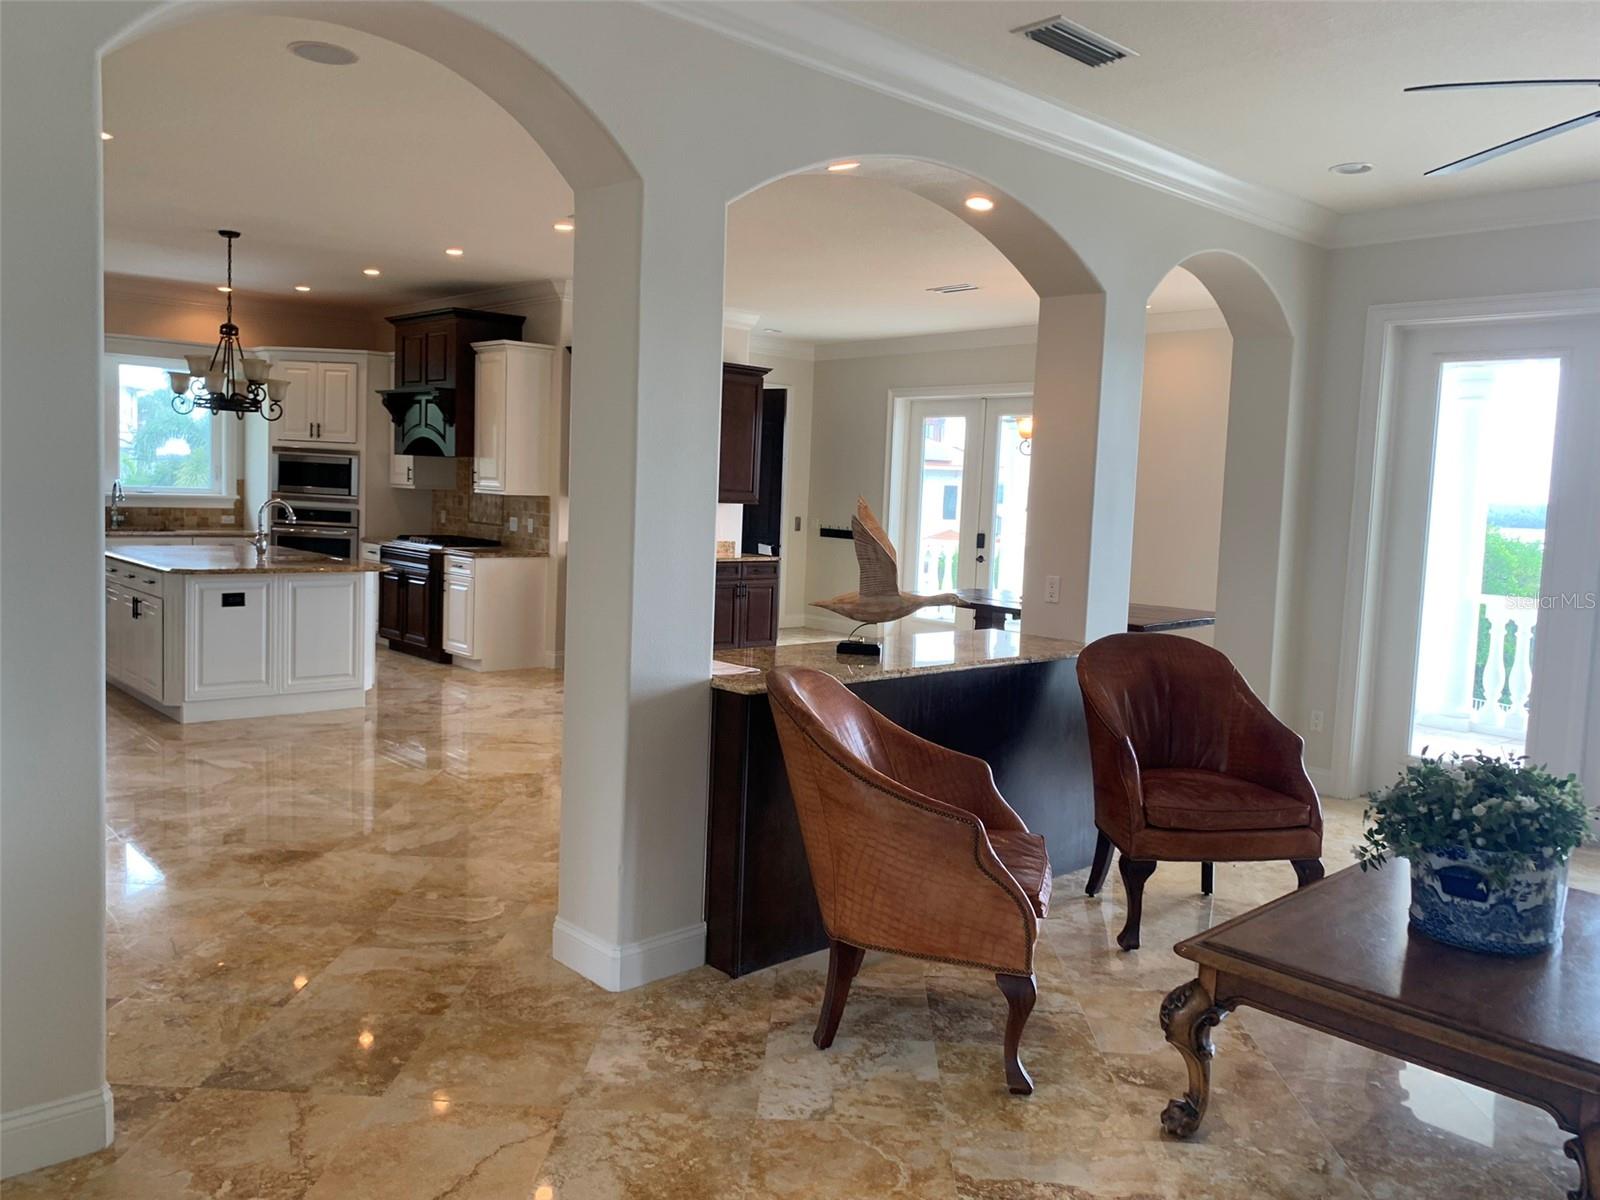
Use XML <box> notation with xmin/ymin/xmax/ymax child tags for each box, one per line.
<box><xmin>900</xmin><ymin>394</ymin><xmax>1033</xmax><ymax>625</ymax></box>
<box><xmin>1367</xmin><ymin>316</ymin><xmax>1600</xmax><ymax>798</ymax></box>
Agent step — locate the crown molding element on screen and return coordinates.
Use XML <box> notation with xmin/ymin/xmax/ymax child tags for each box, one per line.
<box><xmin>722</xmin><ymin>308</ymin><xmax>763</xmax><ymax>332</ymax></box>
<box><xmin>1327</xmin><ymin>181</ymin><xmax>1600</xmax><ymax>249</ymax></box>
<box><xmin>432</xmin><ymin>278</ymin><xmax>569</xmax><ymax>310</ymax></box>
<box><xmin>749</xmin><ymin>332</ymin><xmax>814</xmax><ymax>361</ymax></box>
<box><xmin>654</xmin><ymin>1</ymin><xmax>1338</xmax><ymax>245</ymax></box>
<box><xmin>656</xmin><ymin>2</ymin><xmax>1600</xmax><ymax>252</ymax></box>
<box><xmin>814</xmin><ymin>323</ymin><xmax>1039</xmax><ymax>362</ymax></box>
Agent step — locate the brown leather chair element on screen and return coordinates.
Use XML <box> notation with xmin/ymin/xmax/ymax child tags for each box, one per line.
<box><xmin>1076</xmin><ymin>634</ymin><xmax>1323</xmax><ymax>951</ymax></box>
<box><xmin>767</xmin><ymin>666</ymin><xmax>1050</xmax><ymax>1094</ymax></box>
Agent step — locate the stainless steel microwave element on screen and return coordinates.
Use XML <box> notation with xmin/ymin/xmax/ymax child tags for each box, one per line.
<box><xmin>270</xmin><ymin>449</ymin><xmax>359</xmax><ymax>499</ymax></box>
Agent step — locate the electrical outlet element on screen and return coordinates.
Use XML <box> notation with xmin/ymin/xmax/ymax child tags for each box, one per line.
<box><xmin>437</xmin><ymin>510</ymin><xmax>447</xmax><ymax>523</ymax></box>
<box><xmin>507</xmin><ymin>516</ymin><xmax>519</xmax><ymax>532</ymax></box>
<box><xmin>219</xmin><ymin>514</ymin><xmax>235</xmax><ymax>525</ymax></box>
<box><xmin>1309</xmin><ymin>710</ymin><xmax>1325</xmax><ymax>733</ymax></box>
<box><xmin>794</xmin><ymin>516</ymin><xmax>802</xmax><ymax>533</ymax></box>
<box><xmin>1044</xmin><ymin>575</ymin><xmax>1061</xmax><ymax>604</ymax></box>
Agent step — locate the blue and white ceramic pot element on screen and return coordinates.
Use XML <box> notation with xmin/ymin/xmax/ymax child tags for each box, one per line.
<box><xmin>1408</xmin><ymin>847</ymin><xmax>1568</xmax><ymax>956</ymax></box>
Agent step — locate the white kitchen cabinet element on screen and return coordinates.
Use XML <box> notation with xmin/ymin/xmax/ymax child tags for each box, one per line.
<box><xmin>186</xmin><ymin>577</ymin><xmax>274</xmax><ymax>701</ymax></box>
<box><xmin>105</xmin><ymin>583</ymin><xmax>128</xmax><ymax>686</ymax></box>
<box><xmin>281</xmin><ymin>575</ymin><xmax>363</xmax><ymax>693</ymax></box>
<box><xmin>442</xmin><ymin>569</ymin><xmax>475</xmax><ymax>657</ymax></box>
<box><xmin>471</xmin><ymin>341</ymin><xmax>556</xmax><ymax>496</ymax></box>
<box><xmin>104</xmin><ymin>578</ymin><xmax>163</xmax><ymax>698</ymax></box>
<box><xmin>439</xmin><ymin>553</ymin><xmax>546</xmax><ymax>671</ymax></box>
<box><xmin>271</xmin><ymin>358</ymin><xmax>361</xmax><ymax>446</ymax></box>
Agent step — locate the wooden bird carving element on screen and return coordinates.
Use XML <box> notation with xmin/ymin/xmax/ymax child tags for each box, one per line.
<box><xmin>813</xmin><ymin>497</ymin><xmax>959</xmax><ymax>624</ymax></box>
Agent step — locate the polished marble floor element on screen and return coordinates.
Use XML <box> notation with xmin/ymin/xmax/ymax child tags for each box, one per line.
<box><xmin>5</xmin><ymin>648</ymin><xmax>1596</xmax><ymax>1198</ymax></box>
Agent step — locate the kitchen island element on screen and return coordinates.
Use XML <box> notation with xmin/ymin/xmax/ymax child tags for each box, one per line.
<box><xmin>707</xmin><ymin>628</ymin><xmax>1093</xmax><ymax>976</ymax></box>
<box><xmin>105</xmin><ymin>544</ymin><xmax>383</xmax><ymax>723</ymax></box>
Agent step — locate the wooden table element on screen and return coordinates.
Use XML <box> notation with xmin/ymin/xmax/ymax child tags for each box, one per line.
<box><xmin>1158</xmin><ymin>864</ymin><xmax>1599</xmax><ymax>1199</ymax></box>
<box><xmin>953</xmin><ymin>591</ymin><xmax>1217</xmax><ymax>635</ymax></box>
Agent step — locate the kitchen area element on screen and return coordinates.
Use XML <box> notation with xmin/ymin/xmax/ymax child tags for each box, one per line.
<box><xmin>106</xmin><ymin>297</ymin><xmax>566</xmax><ymax>720</ymax></box>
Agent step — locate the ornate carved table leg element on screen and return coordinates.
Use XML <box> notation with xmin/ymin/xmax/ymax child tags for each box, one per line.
<box><xmin>1159</xmin><ymin>978</ymin><xmax>1229</xmax><ymax>1137</ymax></box>
<box><xmin>1566</xmin><ymin>1118</ymin><xmax>1598</xmax><ymax>1200</ymax></box>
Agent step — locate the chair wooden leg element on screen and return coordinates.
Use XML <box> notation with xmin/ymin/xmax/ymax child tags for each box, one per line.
<box><xmin>1085</xmin><ymin>831</ymin><xmax>1113</xmax><ymax>896</ymax></box>
<box><xmin>813</xmin><ymin>940</ymin><xmax>865</xmax><ymax>1049</ymax></box>
<box><xmin>1117</xmin><ymin>856</ymin><xmax>1158</xmax><ymax>951</ymax></box>
<box><xmin>1200</xmin><ymin>861</ymin><xmax>1214</xmax><ymax>896</ymax></box>
<box><xmin>996</xmin><ymin>972</ymin><xmax>1037</xmax><ymax>1095</ymax></box>
<box><xmin>1292</xmin><ymin>859</ymin><xmax>1325</xmax><ymax>889</ymax></box>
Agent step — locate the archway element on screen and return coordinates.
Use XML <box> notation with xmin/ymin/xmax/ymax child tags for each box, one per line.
<box><xmin>1135</xmin><ymin>250</ymin><xmax>1295</xmax><ymax>701</ymax></box>
<box><xmin>2</xmin><ymin>0</ymin><xmax>641</xmax><ymax>1177</ymax></box>
<box><xmin>718</xmin><ymin>156</ymin><xmax>1106</xmax><ymax>651</ymax></box>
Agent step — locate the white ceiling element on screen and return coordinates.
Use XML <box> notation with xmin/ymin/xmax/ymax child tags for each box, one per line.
<box><xmin>725</xmin><ymin>172</ymin><xmax>1213</xmax><ymax>343</ymax></box>
<box><xmin>101</xmin><ymin>14</ymin><xmax>573</xmax><ymax>305</ymax></box>
<box><xmin>829</xmin><ymin>1</ymin><xmax>1600</xmax><ymax>212</ymax></box>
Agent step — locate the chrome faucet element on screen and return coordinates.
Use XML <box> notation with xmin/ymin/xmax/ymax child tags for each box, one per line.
<box><xmin>254</xmin><ymin>498</ymin><xmax>296</xmax><ymax>554</ymax></box>
<box><xmin>109</xmin><ymin>481</ymin><xmax>126</xmax><ymax>530</ymax></box>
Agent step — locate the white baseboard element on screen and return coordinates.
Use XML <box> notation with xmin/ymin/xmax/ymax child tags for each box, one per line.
<box><xmin>550</xmin><ymin>916</ymin><xmax>706</xmax><ymax>992</ymax></box>
<box><xmin>1</xmin><ymin>1084</ymin><xmax>113</xmax><ymax>1179</ymax></box>
<box><xmin>540</xmin><ymin>650</ymin><xmax>563</xmax><ymax>670</ymax></box>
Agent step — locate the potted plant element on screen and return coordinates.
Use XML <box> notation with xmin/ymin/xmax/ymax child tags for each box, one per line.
<box><xmin>1357</xmin><ymin>751</ymin><xmax>1592</xmax><ymax>956</ymax></box>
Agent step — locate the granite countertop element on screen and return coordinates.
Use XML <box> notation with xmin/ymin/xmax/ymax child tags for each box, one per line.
<box><xmin>106</xmin><ymin>529</ymin><xmax>254</xmax><ymax>539</ymax></box>
<box><xmin>106</xmin><ymin>545</ymin><xmax>383</xmax><ymax>575</ymax></box>
<box><xmin>710</xmin><ymin>628</ymin><xmax>1083</xmax><ymax>695</ymax></box>
<box><xmin>716</xmin><ymin>554</ymin><xmax>780</xmax><ymax>563</ymax></box>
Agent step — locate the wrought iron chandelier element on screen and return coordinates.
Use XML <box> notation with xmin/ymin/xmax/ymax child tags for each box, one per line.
<box><xmin>168</xmin><ymin>230</ymin><xmax>285</xmax><ymax>421</ymax></box>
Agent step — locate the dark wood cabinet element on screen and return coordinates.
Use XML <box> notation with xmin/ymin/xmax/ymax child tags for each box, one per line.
<box><xmin>399</xmin><ymin>574</ymin><xmax>433</xmax><ymax>650</ymax></box>
<box><xmin>718</xmin><ymin>363</ymin><xmax>771</xmax><ymax>504</ymax></box>
<box><xmin>713</xmin><ymin>560</ymin><xmax>778</xmax><ymax>650</ymax></box>
<box><xmin>378</xmin><ymin>571</ymin><xmax>403</xmax><ymax>640</ymax></box>
<box><xmin>386</xmin><ymin>308</ymin><xmax>526</xmax><ymax>458</ymax></box>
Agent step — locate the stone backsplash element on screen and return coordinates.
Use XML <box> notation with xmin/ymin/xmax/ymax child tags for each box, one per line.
<box><xmin>431</xmin><ymin>459</ymin><xmax>550</xmax><ymax>553</ymax></box>
<box><xmin>105</xmin><ymin>482</ymin><xmax>247</xmax><ymax>531</ymax></box>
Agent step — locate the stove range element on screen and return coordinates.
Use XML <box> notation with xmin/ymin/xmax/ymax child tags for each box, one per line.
<box><xmin>387</xmin><ymin>533</ymin><xmax>502</xmax><ymax>550</ymax></box>
<box><xmin>377</xmin><ymin>534</ymin><xmax>503</xmax><ymax>663</ymax></box>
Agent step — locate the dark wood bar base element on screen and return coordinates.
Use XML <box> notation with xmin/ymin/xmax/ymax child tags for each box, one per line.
<box><xmin>705</xmin><ymin>655</ymin><xmax>1094</xmax><ymax>977</ymax></box>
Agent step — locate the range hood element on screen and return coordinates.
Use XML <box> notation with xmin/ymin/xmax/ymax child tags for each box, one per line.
<box><xmin>383</xmin><ymin>307</ymin><xmax>525</xmax><ymax>458</ymax></box>
<box><xmin>381</xmin><ymin>386</ymin><xmax>456</xmax><ymax>457</ymax></box>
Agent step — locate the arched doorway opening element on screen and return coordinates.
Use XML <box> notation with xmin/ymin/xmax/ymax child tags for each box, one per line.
<box><xmin>1134</xmin><ymin>251</ymin><xmax>1295</xmax><ymax>702</ymax></box>
<box><xmin>2</xmin><ymin>0</ymin><xmax>641</xmax><ymax>1179</ymax></box>
<box><xmin>717</xmin><ymin>156</ymin><xmax>1103</xmax><ymax>650</ymax></box>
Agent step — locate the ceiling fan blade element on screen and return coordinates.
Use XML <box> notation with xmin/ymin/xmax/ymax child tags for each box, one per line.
<box><xmin>1426</xmin><ymin>109</ymin><xmax>1600</xmax><ymax>175</ymax></box>
<box><xmin>1407</xmin><ymin>79</ymin><xmax>1600</xmax><ymax>92</ymax></box>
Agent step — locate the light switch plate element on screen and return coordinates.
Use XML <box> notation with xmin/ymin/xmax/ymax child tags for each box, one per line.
<box><xmin>507</xmin><ymin>516</ymin><xmax>519</xmax><ymax>532</ymax></box>
<box><xmin>219</xmin><ymin>514</ymin><xmax>235</xmax><ymax>525</ymax></box>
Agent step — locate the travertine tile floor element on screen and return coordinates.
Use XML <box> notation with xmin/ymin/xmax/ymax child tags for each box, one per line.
<box><xmin>6</xmin><ymin>648</ymin><xmax>1596</xmax><ymax>1198</ymax></box>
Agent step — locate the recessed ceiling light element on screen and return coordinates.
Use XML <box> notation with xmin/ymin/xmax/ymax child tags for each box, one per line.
<box><xmin>362</xmin><ymin>268</ymin><xmax>381</xmax><ymax>277</ymax></box>
<box><xmin>827</xmin><ymin>161</ymin><xmax>860</xmax><ymax>172</ymax></box>
<box><xmin>294</xmin><ymin>285</ymin><xmax>312</xmax><ymax>293</ymax></box>
<box><xmin>926</xmin><ymin>282</ymin><xmax>981</xmax><ymax>294</ymax></box>
<box><xmin>964</xmin><ymin>195</ymin><xmax>996</xmax><ymax>212</ymax></box>
<box><xmin>100</xmin><ymin>131</ymin><xmax>113</xmax><ymax>141</ymax></box>
<box><xmin>553</xmin><ymin>218</ymin><xmax>575</xmax><ymax>233</ymax></box>
<box><xmin>1329</xmin><ymin>161</ymin><xmax>1374</xmax><ymax>175</ymax></box>
<box><xmin>764</xmin><ymin>327</ymin><xmax>783</xmax><ymax>333</ymax></box>
<box><xmin>444</xmin><ymin>247</ymin><xmax>465</xmax><ymax>257</ymax></box>
<box><xmin>216</xmin><ymin>286</ymin><xmax>232</xmax><ymax>294</ymax></box>
<box><xmin>288</xmin><ymin>40</ymin><xmax>359</xmax><ymax>67</ymax></box>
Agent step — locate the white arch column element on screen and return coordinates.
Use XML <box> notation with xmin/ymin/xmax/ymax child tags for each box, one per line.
<box><xmin>554</xmin><ymin>179</ymin><xmax>728</xmax><ymax>991</ymax></box>
<box><xmin>1021</xmin><ymin>291</ymin><xmax>1147</xmax><ymax>644</ymax></box>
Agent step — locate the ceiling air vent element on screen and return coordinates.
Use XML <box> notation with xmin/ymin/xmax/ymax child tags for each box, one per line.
<box><xmin>1013</xmin><ymin>16</ymin><xmax>1136</xmax><ymax>68</ymax></box>
<box><xmin>926</xmin><ymin>283</ymin><xmax>981</xmax><ymax>294</ymax></box>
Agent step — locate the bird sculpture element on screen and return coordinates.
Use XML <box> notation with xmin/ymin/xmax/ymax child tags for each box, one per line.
<box><xmin>813</xmin><ymin>498</ymin><xmax>960</xmax><ymax>637</ymax></box>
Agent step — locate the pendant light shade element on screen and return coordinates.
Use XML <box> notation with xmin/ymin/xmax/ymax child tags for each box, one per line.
<box><xmin>171</xmin><ymin>231</ymin><xmax>282</xmax><ymax>421</ymax></box>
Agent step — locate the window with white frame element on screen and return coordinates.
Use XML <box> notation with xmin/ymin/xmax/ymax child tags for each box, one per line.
<box><xmin>105</xmin><ymin>352</ymin><xmax>233</xmax><ymax>504</ymax></box>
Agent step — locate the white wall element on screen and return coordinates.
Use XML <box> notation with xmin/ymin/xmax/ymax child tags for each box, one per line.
<box><xmin>1131</xmin><ymin>324</ymin><xmax>1233</xmax><ymax>611</ymax></box>
<box><xmin>1292</xmin><ymin>218</ymin><xmax>1600</xmax><ymax>791</ymax></box>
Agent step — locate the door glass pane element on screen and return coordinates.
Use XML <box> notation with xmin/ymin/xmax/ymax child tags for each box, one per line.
<box><xmin>1410</xmin><ymin>358</ymin><xmax>1561</xmax><ymax>759</ymax></box>
<box><xmin>989</xmin><ymin>413</ymin><xmax>1032</xmax><ymax>599</ymax></box>
<box><xmin>912</xmin><ymin>416</ymin><xmax>964</xmax><ymax>619</ymax></box>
